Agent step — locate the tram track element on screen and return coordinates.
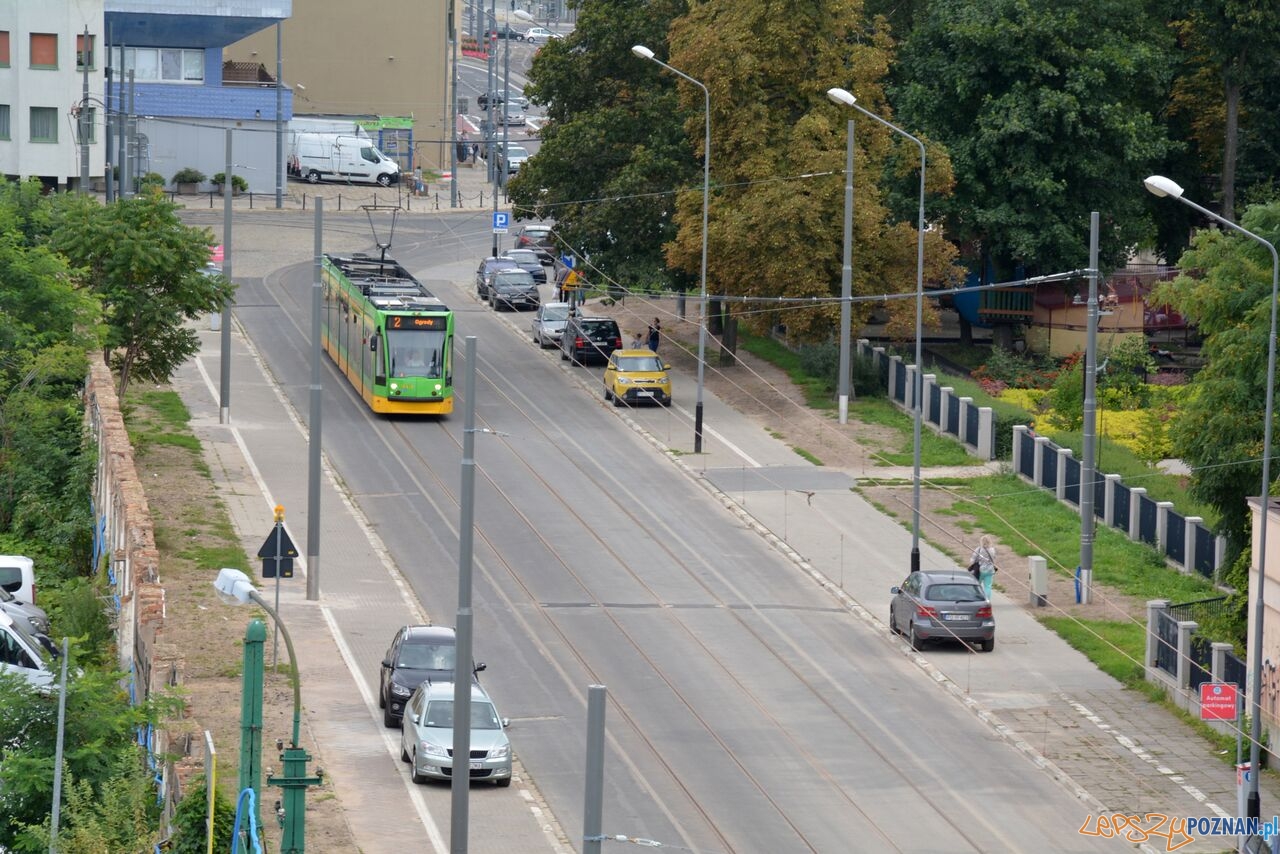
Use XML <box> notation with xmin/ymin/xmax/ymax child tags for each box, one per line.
<box><xmin>247</xmin><ymin>253</ymin><xmax>1035</xmax><ymax>852</ymax></box>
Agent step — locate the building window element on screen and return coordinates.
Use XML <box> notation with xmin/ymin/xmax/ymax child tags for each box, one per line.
<box><xmin>30</xmin><ymin>34</ymin><xmax>57</xmax><ymax>69</ymax></box>
<box><xmin>111</xmin><ymin>46</ymin><xmax>203</xmax><ymax>83</ymax></box>
<box><xmin>76</xmin><ymin>34</ymin><xmax>94</xmax><ymax>70</ymax></box>
<box><xmin>30</xmin><ymin>107</ymin><xmax>57</xmax><ymax>142</ymax></box>
<box><xmin>0</xmin><ymin>106</ymin><xmax>10</xmax><ymax>140</ymax></box>
<box><xmin>0</xmin><ymin>32</ymin><xmax>10</xmax><ymax>67</ymax></box>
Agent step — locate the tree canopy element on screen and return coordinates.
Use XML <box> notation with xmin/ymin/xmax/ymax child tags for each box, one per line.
<box><xmin>893</xmin><ymin>0</ymin><xmax>1176</xmax><ymax>277</ymax></box>
<box><xmin>49</xmin><ymin>191</ymin><xmax>234</xmax><ymax>398</ymax></box>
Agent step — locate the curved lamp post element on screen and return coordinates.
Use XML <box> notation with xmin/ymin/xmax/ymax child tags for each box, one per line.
<box><xmin>828</xmin><ymin>87</ymin><xmax>927</xmax><ymax>573</ymax></box>
<box><xmin>633</xmin><ymin>44</ymin><xmax>711</xmax><ymax>453</ymax></box>
<box><xmin>1144</xmin><ymin>174</ymin><xmax>1279</xmax><ymax>821</ymax></box>
<box><xmin>215</xmin><ymin>567</ymin><xmax>320</xmax><ymax>853</ymax></box>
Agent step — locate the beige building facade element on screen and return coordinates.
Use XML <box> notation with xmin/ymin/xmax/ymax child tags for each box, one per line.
<box><xmin>227</xmin><ymin>0</ymin><xmax>453</xmax><ymax>171</ymax></box>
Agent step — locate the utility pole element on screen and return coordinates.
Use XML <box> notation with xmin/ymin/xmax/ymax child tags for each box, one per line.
<box><xmin>104</xmin><ymin>28</ymin><xmax>113</xmax><ymax>202</ymax></box>
<box><xmin>450</xmin><ymin>0</ymin><xmax>459</xmax><ymax>208</ymax></box>
<box><xmin>238</xmin><ymin>620</ymin><xmax>266</xmax><ymax>842</ymax></box>
<box><xmin>115</xmin><ymin>59</ymin><xmax>126</xmax><ymax>199</ymax></box>
<box><xmin>79</xmin><ymin>27</ymin><xmax>90</xmax><ymax>193</ymax></box>
<box><xmin>275</xmin><ymin>22</ymin><xmax>284</xmax><ymax>209</ymax></box>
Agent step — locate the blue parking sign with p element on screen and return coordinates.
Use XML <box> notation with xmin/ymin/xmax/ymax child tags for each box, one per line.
<box><xmin>493</xmin><ymin>212</ymin><xmax>509</xmax><ymax>233</ymax></box>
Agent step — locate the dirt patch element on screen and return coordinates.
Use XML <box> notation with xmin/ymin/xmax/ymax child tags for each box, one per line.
<box><xmin>127</xmin><ymin>390</ymin><xmax>356</xmax><ymax>849</ymax></box>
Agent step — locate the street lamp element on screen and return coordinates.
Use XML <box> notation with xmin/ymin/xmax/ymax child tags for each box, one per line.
<box><xmin>214</xmin><ymin>568</ymin><xmax>321</xmax><ymax>853</ymax></box>
<box><xmin>824</xmin><ymin>90</ymin><xmax>855</xmax><ymax>425</ymax></box>
<box><xmin>827</xmin><ymin>87</ymin><xmax>927</xmax><ymax>572</ymax></box>
<box><xmin>1144</xmin><ymin>174</ymin><xmax>1279</xmax><ymax>821</ymax></box>
<box><xmin>633</xmin><ymin>44</ymin><xmax>711</xmax><ymax>453</ymax></box>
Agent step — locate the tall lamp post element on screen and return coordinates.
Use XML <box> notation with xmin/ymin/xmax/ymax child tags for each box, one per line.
<box><xmin>633</xmin><ymin>44</ymin><xmax>711</xmax><ymax>453</ymax></box>
<box><xmin>1144</xmin><ymin>174</ymin><xmax>1279</xmax><ymax>821</ymax></box>
<box><xmin>824</xmin><ymin>91</ymin><xmax>855</xmax><ymax>425</ymax></box>
<box><xmin>827</xmin><ymin>88</ymin><xmax>927</xmax><ymax>572</ymax></box>
<box><xmin>214</xmin><ymin>568</ymin><xmax>321</xmax><ymax>853</ymax></box>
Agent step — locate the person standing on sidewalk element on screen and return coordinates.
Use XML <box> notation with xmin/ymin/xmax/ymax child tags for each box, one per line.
<box><xmin>971</xmin><ymin>535</ymin><xmax>998</xmax><ymax>599</ymax></box>
<box><xmin>647</xmin><ymin>317</ymin><xmax>661</xmax><ymax>352</ymax></box>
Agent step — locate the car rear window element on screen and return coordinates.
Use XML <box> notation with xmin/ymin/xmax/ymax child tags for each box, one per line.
<box><xmin>494</xmin><ymin>270</ymin><xmax>535</xmax><ymax>285</ymax></box>
<box><xmin>925</xmin><ymin>583</ymin><xmax>984</xmax><ymax>602</ymax></box>
<box><xmin>581</xmin><ymin>320</ymin><xmax>619</xmax><ymax>336</ymax></box>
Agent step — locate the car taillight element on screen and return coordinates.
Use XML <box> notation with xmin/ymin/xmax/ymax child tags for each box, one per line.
<box><xmin>976</xmin><ymin>605</ymin><xmax>992</xmax><ymax>619</ymax></box>
<box><xmin>915</xmin><ymin>605</ymin><xmax>938</xmax><ymax>619</ymax></box>
<box><xmin>613</xmin><ymin>337</ymin><xmax>622</xmax><ymax>349</ymax></box>
<box><xmin>575</xmin><ymin>336</ymin><xmax>585</xmax><ymax>348</ymax></box>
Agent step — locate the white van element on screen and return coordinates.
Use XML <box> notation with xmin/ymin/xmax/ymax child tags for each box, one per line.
<box><xmin>0</xmin><ymin>555</ymin><xmax>35</xmax><ymax>604</ymax></box>
<box><xmin>0</xmin><ymin>610</ymin><xmax>55</xmax><ymax>688</ymax></box>
<box><xmin>289</xmin><ymin>132</ymin><xmax>400</xmax><ymax>186</ymax></box>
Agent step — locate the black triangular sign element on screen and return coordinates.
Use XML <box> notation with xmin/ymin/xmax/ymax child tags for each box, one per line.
<box><xmin>257</xmin><ymin>525</ymin><xmax>299</xmax><ymax>559</ymax></box>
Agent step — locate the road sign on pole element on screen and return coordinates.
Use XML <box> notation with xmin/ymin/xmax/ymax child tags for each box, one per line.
<box><xmin>1200</xmin><ymin>682</ymin><xmax>1239</xmax><ymax>720</ymax></box>
<box><xmin>492</xmin><ymin>211</ymin><xmax>509</xmax><ymax>233</ymax></box>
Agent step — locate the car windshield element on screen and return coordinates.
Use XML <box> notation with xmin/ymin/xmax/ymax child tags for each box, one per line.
<box><xmin>389</xmin><ymin>331</ymin><xmax>446</xmax><ymax>379</ymax></box>
<box><xmin>397</xmin><ymin>642</ymin><xmax>456</xmax><ymax>670</ymax></box>
<box><xmin>506</xmin><ymin>146</ymin><xmax>529</xmax><ymax>159</ymax></box>
<box><xmin>494</xmin><ymin>270</ymin><xmax>535</xmax><ymax>286</ymax></box>
<box><xmin>925</xmin><ymin>583</ymin><xmax>984</xmax><ymax>603</ymax></box>
<box><xmin>541</xmin><ymin>305</ymin><xmax>569</xmax><ymax>322</ymax></box>
<box><xmin>617</xmin><ymin>355</ymin><xmax>663</xmax><ymax>372</ymax></box>
<box><xmin>581</xmin><ymin>321</ymin><xmax>617</xmax><ymax>336</ymax></box>
<box><xmin>505</xmin><ymin>250</ymin><xmax>537</xmax><ymax>263</ymax></box>
<box><xmin>423</xmin><ymin>700</ymin><xmax>501</xmax><ymax>729</ymax></box>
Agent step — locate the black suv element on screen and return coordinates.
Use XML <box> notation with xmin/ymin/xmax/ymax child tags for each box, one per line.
<box><xmin>514</xmin><ymin>223</ymin><xmax>556</xmax><ymax>263</ymax></box>
<box><xmin>378</xmin><ymin>625</ymin><xmax>486</xmax><ymax>727</ymax></box>
<box><xmin>490</xmin><ymin>268</ymin><xmax>541</xmax><ymax>311</ymax></box>
<box><xmin>560</xmin><ymin>315</ymin><xmax>621</xmax><ymax>365</ymax></box>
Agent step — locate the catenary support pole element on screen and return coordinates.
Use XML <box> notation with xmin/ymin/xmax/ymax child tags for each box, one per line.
<box><xmin>275</xmin><ymin>22</ymin><xmax>284</xmax><ymax>209</ymax></box>
<box><xmin>220</xmin><ymin>128</ymin><xmax>233</xmax><ymax>425</ymax></box>
<box><xmin>836</xmin><ymin>116</ymin><xmax>854</xmax><ymax>424</ymax></box>
<box><xmin>1079</xmin><ymin>211</ymin><xmax>1100</xmax><ymax>605</ymax></box>
<box><xmin>79</xmin><ymin>27</ymin><xmax>90</xmax><ymax>194</ymax></box>
<box><xmin>307</xmin><ymin>198</ymin><xmax>323</xmax><ymax>601</ymax></box>
<box><xmin>582</xmin><ymin>684</ymin><xmax>607</xmax><ymax>854</ymax></box>
<box><xmin>48</xmin><ymin>638</ymin><xmax>69</xmax><ymax>854</ymax></box>
<box><xmin>451</xmin><ymin>336</ymin><xmax>478</xmax><ymax>853</ymax></box>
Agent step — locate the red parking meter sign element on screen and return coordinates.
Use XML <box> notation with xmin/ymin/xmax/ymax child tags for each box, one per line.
<box><xmin>1200</xmin><ymin>682</ymin><xmax>1238</xmax><ymax>721</ymax></box>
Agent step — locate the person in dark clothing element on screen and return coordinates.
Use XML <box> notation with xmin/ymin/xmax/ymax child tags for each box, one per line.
<box><xmin>647</xmin><ymin>318</ymin><xmax>661</xmax><ymax>352</ymax></box>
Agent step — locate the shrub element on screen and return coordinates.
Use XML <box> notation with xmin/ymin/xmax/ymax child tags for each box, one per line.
<box><xmin>972</xmin><ymin>347</ymin><xmax>1059</xmax><ymax>389</ymax></box>
<box><xmin>210</xmin><ymin>172</ymin><xmax>249</xmax><ymax>192</ymax></box>
<box><xmin>168</xmin><ymin>780</ymin><xmax>235</xmax><ymax>854</ymax></box>
<box><xmin>136</xmin><ymin>172</ymin><xmax>165</xmax><ymax>192</ymax></box>
<box><xmin>171</xmin><ymin>167</ymin><xmax>205</xmax><ymax>185</ymax></box>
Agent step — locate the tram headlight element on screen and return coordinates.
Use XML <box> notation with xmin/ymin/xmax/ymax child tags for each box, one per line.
<box><xmin>389</xmin><ymin>382</ymin><xmax>399</xmax><ymax>391</ymax></box>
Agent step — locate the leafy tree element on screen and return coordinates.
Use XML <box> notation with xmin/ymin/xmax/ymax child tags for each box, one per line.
<box><xmin>661</xmin><ymin>0</ymin><xmax>961</xmax><ymax>346</ymax></box>
<box><xmin>48</xmin><ymin>192</ymin><xmax>235</xmax><ymax>398</ymax></box>
<box><xmin>1150</xmin><ymin>200</ymin><xmax>1280</xmax><ymax>558</ymax></box>
<box><xmin>19</xmin><ymin>752</ymin><xmax>161</xmax><ymax>853</ymax></box>
<box><xmin>168</xmin><ymin>779</ymin><xmax>236</xmax><ymax>854</ymax></box>
<box><xmin>893</xmin><ymin>0</ymin><xmax>1177</xmax><ymax>279</ymax></box>
<box><xmin>509</xmin><ymin>0</ymin><xmax>696</xmax><ymax>290</ymax></box>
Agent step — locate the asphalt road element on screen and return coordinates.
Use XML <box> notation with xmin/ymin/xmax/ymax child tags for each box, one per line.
<box><xmin>219</xmin><ymin>217</ymin><xmax>1123</xmax><ymax>853</ymax></box>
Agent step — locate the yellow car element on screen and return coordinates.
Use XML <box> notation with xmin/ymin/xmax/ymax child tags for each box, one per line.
<box><xmin>603</xmin><ymin>349</ymin><xmax>673</xmax><ymax>407</ymax></box>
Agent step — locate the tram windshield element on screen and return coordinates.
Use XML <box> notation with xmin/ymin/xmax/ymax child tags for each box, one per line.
<box><xmin>389</xmin><ymin>330</ymin><xmax>447</xmax><ymax>378</ymax></box>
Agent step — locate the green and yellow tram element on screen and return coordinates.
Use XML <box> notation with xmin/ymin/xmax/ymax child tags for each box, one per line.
<box><xmin>321</xmin><ymin>253</ymin><xmax>455</xmax><ymax>414</ymax></box>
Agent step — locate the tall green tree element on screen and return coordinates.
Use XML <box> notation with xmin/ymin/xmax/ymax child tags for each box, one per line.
<box><xmin>1150</xmin><ymin>201</ymin><xmax>1280</xmax><ymax>559</ymax></box>
<box><xmin>48</xmin><ymin>192</ymin><xmax>234</xmax><ymax>398</ymax></box>
<box><xmin>893</xmin><ymin>0</ymin><xmax>1177</xmax><ymax>278</ymax></box>
<box><xmin>509</xmin><ymin>0</ymin><xmax>696</xmax><ymax>289</ymax></box>
<box><xmin>661</xmin><ymin>0</ymin><xmax>960</xmax><ymax>344</ymax></box>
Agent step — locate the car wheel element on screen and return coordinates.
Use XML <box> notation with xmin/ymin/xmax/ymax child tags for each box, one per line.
<box><xmin>401</xmin><ymin>742</ymin><xmax>410</xmax><ymax>763</ymax></box>
<box><xmin>306</xmin><ymin>170</ymin><xmax>321</xmax><ymax>184</ymax></box>
<box><xmin>496</xmin><ymin>776</ymin><xmax>512</xmax><ymax>788</ymax></box>
<box><xmin>377</xmin><ymin>173</ymin><xmax>392</xmax><ymax>187</ymax></box>
<box><xmin>612</xmin><ymin>392</ymin><xmax>623</xmax><ymax>407</ymax></box>
<box><xmin>909</xmin><ymin>622</ymin><xmax>925</xmax><ymax>651</ymax></box>
<box><xmin>383</xmin><ymin>705</ymin><xmax>397</xmax><ymax>728</ymax></box>
<box><xmin>888</xmin><ymin>607</ymin><xmax>898</xmax><ymax>635</ymax></box>
<box><xmin>378</xmin><ymin>684</ymin><xmax>386</xmax><ymax>708</ymax></box>
<box><xmin>410</xmin><ymin>750</ymin><xmax>426</xmax><ymax>784</ymax></box>
<box><xmin>980</xmin><ymin>637</ymin><xmax>995</xmax><ymax>653</ymax></box>
<box><xmin>661</xmin><ymin>398</ymin><xmax>673</xmax><ymax>407</ymax></box>
<box><xmin>560</xmin><ymin>347</ymin><xmax>568</xmax><ymax>361</ymax></box>
<box><xmin>604</xmin><ymin>386</ymin><xmax>612</xmax><ymax>401</ymax></box>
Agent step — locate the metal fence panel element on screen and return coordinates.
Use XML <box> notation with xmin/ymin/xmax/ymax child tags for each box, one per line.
<box><xmin>1166</xmin><ymin>511</ymin><xmax>1186</xmax><ymax>564</ymax></box>
<box><xmin>1113</xmin><ymin>482</ymin><xmax>1131</xmax><ymax>532</ymax></box>
<box><xmin>1064</xmin><ymin>456</ymin><xmax>1080</xmax><ymax>505</ymax></box>
<box><xmin>894</xmin><ymin>364</ymin><xmax>906</xmax><ymax>403</ymax></box>
<box><xmin>1194</xmin><ymin>524</ymin><xmax>1216</xmax><ymax>578</ymax></box>
<box><xmin>1225</xmin><ymin>651</ymin><xmax>1248</xmax><ymax>691</ymax></box>
<box><xmin>1018</xmin><ymin>431</ymin><xmax>1035</xmax><ymax>478</ymax></box>
<box><xmin>1094</xmin><ymin>472</ymin><xmax>1107</xmax><ymax>519</ymax></box>
<box><xmin>878</xmin><ymin>353</ymin><xmax>889</xmax><ymax>388</ymax></box>
<box><xmin>967</xmin><ymin>406</ymin><xmax>980</xmax><ymax>449</ymax></box>
<box><xmin>1139</xmin><ymin>495</ymin><xmax>1158</xmax><ymax>545</ymax></box>
<box><xmin>946</xmin><ymin>398</ymin><xmax>960</xmax><ymax>436</ymax></box>
<box><xmin>1170</xmin><ymin>596</ymin><xmax>1228</xmax><ymax>624</ymax></box>
<box><xmin>1189</xmin><ymin>635</ymin><xmax>1213</xmax><ymax>691</ymax></box>
<box><xmin>929</xmin><ymin>384</ymin><xmax>941</xmax><ymax>425</ymax></box>
<box><xmin>1041</xmin><ymin>444</ymin><xmax>1058</xmax><ymax>490</ymax></box>
<box><xmin>1155</xmin><ymin>610</ymin><xmax>1178</xmax><ymax>676</ymax></box>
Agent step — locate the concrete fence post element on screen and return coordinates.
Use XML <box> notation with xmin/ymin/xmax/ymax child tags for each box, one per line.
<box><xmin>1011</xmin><ymin>424</ymin><xmax>1028</xmax><ymax>475</ymax></box>
<box><xmin>1129</xmin><ymin>487</ymin><xmax>1147</xmax><ymax>541</ymax></box>
<box><xmin>1032</xmin><ymin>436</ymin><xmax>1051</xmax><ymax>489</ymax></box>
<box><xmin>1184</xmin><ymin>516</ymin><xmax>1203</xmax><ymax>575</ymax></box>
<box><xmin>1156</xmin><ymin>501</ymin><xmax>1175</xmax><ymax>552</ymax></box>
<box><xmin>1103</xmin><ymin>474</ymin><xmax>1121</xmax><ymax>526</ymax></box>
<box><xmin>1055</xmin><ymin>447</ymin><xmax>1074</xmax><ymax>501</ymax></box>
<box><xmin>905</xmin><ymin>364</ymin><xmax>919</xmax><ymax>409</ymax></box>
<box><xmin>978</xmin><ymin>407</ymin><xmax>995</xmax><ymax>459</ymax></box>
<box><xmin>1146</xmin><ymin>599</ymin><xmax>1170</xmax><ymax>671</ymax></box>
<box><xmin>922</xmin><ymin>373</ymin><xmax>936</xmax><ymax>422</ymax></box>
<box><xmin>1212</xmin><ymin>641</ymin><xmax>1233</xmax><ymax>683</ymax></box>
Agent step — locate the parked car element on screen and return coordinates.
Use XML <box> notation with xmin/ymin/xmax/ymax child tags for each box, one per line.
<box><xmin>523</xmin><ymin>27</ymin><xmax>563</xmax><ymax>44</ymax></box>
<box><xmin>560</xmin><ymin>315</ymin><xmax>621</xmax><ymax>365</ymax></box>
<box><xmin>476</xmin><ymin>257</ymin><xmax>520</xmax><ymax>302</ymax></box>
<box><xmin>489</xmin><ymin>268</ymin><xmax>540</xmax><ymax>311</ymax></box>
<box><xmin>501</xmin><ymin>102</ymin><xmax>526</xmax><ymax>126</ymax></box>
<box><xmin>499</xmin><ymin>144</ymin><xmax>530</xmax><ymax>175</ymax></box>
<box><xmin>603</xmin><ymin>350</ymin><xmax>673</xmax><ymax>407</ymax></box>
<box><xmin>514</xmin><ymin>223</ymin><xmax>556</xmax><ymax>263</ymax></box>
<box><xmin>501</xmin><ymin>248</ymin><xmax>547</xmax><ymax>284</ymax></box>
<box><xmin>0</xmin><ymin>555</ymin><xmax>35</xmax><ymax>605</ymax></box>
<box><xmin>379</xmin><ymin>625</ymin><xmax>486</xmax><ymax>727</ymax></box>
<box><xmin>0</xmin><ymin>587</ymin><xmax>49</xmax><ymax>635</ymax></box>
<box><xmin>399</xmin><ymin>679</ymin><xmax>512</xmax><ymax>787</ymax></box>
<box><xmin>489</xmin><ymin>23</ymin><xmax>525</xmax><ymax>40</ymax></box>
<box><xmin>477</xmin><ymin>90</ymin><xmax>529</xmax><ymax>110</ymax></box>
<box><xmin>0</xmin><ymin>610</ymin><xmax>56</xmax><ymax>688</ymax></box>
<box><xmin>531</xmin><ymin>301</ymin><xmax>571</xmax><ymax>348</ymax></box>
<box><xmin>888</xmin><ymin>569</ymin><xmax>995</xmax><ymax>652</ymax></box>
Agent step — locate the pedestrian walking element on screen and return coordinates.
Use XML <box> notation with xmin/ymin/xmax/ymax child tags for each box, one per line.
<box><xmin>970</xmin><ymin>535</ymin><xmax>998</xmax><ymax>600</ymax></box>
<box><xmin>647</xmin><ymin>317</ymin><xmax>661</xmax><ymax>352</ymax></box>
